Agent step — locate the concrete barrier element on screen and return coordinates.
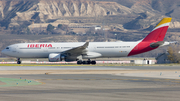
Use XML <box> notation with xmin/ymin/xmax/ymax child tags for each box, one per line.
<box><xmin>0</xmin><ymin>62</ymin><xmax>17</xmax><ymax>64</ymax></box>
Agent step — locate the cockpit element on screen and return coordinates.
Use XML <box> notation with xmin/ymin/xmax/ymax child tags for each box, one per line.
<box><xmin>6</xmin><ymin>47</ymin><xmax>9</xmax><ymax>49</ymax></box>
<box><xmin>1</xmin><ymin>46</ymin><xmax>12</xmax><ymax>55</ymax></box>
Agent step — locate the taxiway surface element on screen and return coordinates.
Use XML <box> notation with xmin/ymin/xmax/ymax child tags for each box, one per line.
<box><xmin>0</xmin><ymin>65</ymin><xmax>180</xmax><ymax>70</ymax></box>
<box><xmin>0</xmin><ymin>66</ymin><xmax>180</xmax><ymax>101</ymax></box>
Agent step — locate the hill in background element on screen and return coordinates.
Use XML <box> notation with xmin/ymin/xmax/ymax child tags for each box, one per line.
<box><xmin>1</xmin><ymin>0</ymin><xmax>180</xmax><ymax>57</ymax></box>
<box><xmin>1</xmin><ymin>0</ymin><xmax>180</xmax><ymax>29</ymax></box>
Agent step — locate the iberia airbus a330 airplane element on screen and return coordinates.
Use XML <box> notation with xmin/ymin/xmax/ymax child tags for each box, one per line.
<box><xmin>1</xmin><ymin>18</ymin><xmax>172</xmax><ymax>64</ymax></box>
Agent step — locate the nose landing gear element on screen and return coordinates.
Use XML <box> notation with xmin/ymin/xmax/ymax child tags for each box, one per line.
<box><xmin>17</xmin><ymin>58</ymin><xmax>21</xmax><ymax>64</ymax></box>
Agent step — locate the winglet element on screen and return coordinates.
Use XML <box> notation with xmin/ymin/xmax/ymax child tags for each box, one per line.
<box><xmin>82</xmin><ymin>42</ymin><xmax>89</xmax><ymax>49</ymax></box>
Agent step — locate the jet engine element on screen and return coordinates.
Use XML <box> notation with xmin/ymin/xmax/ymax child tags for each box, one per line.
<box><xmin>48</xmin><ymin>53</ymin><xmax>64</xmax><ymax>62</ymax></box>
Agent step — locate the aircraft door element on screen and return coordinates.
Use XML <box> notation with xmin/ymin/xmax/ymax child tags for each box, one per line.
<box><xmin>94</xmin><ymin>45</ymin><xmax>96</xmax><ymax>50</ymax></box>
<box><xmin>12</xmin><ymin>45</ymin><xmax>17</xmax><ymax>53</ymax></box>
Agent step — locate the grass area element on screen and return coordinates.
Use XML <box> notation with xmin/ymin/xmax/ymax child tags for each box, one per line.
<box><xmin>0</xmin><ymin>77</ymin><xmax>41</xmax><ymax>87</ymax></box>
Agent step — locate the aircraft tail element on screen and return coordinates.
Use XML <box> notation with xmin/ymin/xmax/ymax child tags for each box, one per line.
<box><xmin>142</xmin><ymin>18</ymin><xmax>172</xmax><ymax>42</ymax></box>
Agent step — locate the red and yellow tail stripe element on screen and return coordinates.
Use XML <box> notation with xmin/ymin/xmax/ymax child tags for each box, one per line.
<box><xmin>152</xmin><ymin>18</ymin><xmax>172</xmax><ymax>31</ymax></box>
<box><xmin>128</xmin><ymin>18</ymin><xmax>172</xmax><ymax>56</ymax></box>
<box><xmin>142</xmin><ymin>17</ymin><xmax>172</xmax><ymax>42</ymax></box>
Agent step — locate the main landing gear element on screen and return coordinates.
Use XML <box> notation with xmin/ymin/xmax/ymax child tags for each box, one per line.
<box><xmin>77</xmin><ymin>59</ymin><xmax>96</xmax><ymax>65</ymax></box>
<box><xmin>17</xmin><ymin>58</ymin><xmax>21</xmax><ymax>64</ymax></box>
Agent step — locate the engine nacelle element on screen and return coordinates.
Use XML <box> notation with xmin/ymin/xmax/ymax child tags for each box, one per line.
<box><xmin>48</xmin><ymin>53</ymin><xmax>62</xmax><ymax>62</ymax></box>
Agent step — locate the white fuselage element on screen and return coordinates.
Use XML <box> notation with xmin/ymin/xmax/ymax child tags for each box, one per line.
<box><xmin>2</xmin><ymin>41</ymin><xmax>139</xmax><ymax>58</ymax></box>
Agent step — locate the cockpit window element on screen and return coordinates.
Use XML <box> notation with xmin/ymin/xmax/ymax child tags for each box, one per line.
<box><xmin>6</xmin><ymin>47</ymin><xmax>9</xmax><ymax>49</ymax></box>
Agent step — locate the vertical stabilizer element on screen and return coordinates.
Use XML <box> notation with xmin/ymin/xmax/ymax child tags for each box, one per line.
<box><xmin>128</xmin><ymin>18</ymin><xmax>172</xmax><ymax>56</ymax></box>
<box><xmin>142</xmin><ymin>18</ymin><xmax>172</xmax><ymax>42</ymax></box>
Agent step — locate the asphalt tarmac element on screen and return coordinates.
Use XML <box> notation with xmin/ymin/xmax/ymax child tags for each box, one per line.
<box><xmin>0</xmin><ymin>66</ymin><xmax>180</xmax><ymax>101</ymax></box>
<box><xmin>0</xmin><ymin>65</ymin><xmax>180</xmax><ymax>70</ymax></box>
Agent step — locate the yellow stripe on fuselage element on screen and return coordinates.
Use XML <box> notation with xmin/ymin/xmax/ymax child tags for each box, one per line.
<box><xmin>155</xmin><ymin>18</ymin><xmax>172</xmax><ymax>28</ymax></box>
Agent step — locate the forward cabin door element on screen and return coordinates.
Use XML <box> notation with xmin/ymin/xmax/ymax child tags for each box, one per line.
<box><xmin>12</xmin><ymin>47</ymin><xmax>17</xmax><ymax>53</ymax></box>
<box><xmin>94</xmin><ymin>45</ymin><xmax>96</xmax><ymax>50</ymax></box>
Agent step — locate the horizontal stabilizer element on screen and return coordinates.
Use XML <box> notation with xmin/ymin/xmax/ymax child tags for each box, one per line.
<box><xmin>169</xmin><ymin>41</ymin><xmax>178</xmax><ymax>44</ymax></box>
<box><xmin>150</xmin><ymin>41</ymin><xmax>178</xmax><ymax>48</ymax></box>
<box><xmin>150</xmin><ymin>41</ymin><xmax>164</xmax><ymax>48</ymax></box>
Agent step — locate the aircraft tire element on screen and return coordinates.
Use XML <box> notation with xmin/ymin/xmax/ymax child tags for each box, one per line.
<box><xmin>87</xmin><ymin>61</ymin><xmax>91</xmax><ymax>64</ymax></box>
<box><xmin>77</xmin><ymin>60</ymin><xmax>82</xmax><ymax>64</ymax></box>
<box><xmin>17</xmin><ymin>61</ymin><xmax>21</xmax><ymax>64</ymax></box>
<box><xmin>83</xmin><ymin>61</ymin><xmax>87</xmax><ymax>64</ymax></box>
<box><xmin>91</xmin><ymin>61</ymin><xmax>96</xmax><ymax>65</ymax></box>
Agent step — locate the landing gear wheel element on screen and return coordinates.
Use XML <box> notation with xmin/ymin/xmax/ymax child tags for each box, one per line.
<box><xmin>86</xmin><ymin>59</ymin><xmax>91</xmax><ymax>65</ymax></box>
<box><xmin>17</xmin><ymin>58</ymin><xmax>21</xmax><ymax>64</ymax></box>
<box><xmin>83</xmin><ymin>61</ymin><xmax>87</xmax><ymax>64</ymax></box>
<box><xmin>77</xmin><ymin>60</ymin><xmax>96</xmax><ymax>65</ymax></box>
<box><xmin>77</xmin><ymin>60</ymin><xmax>82</xmax><ymax>65</ymax></box>
<box><xmin>17</xmin><ymin>61</ymin><xmax>21</xmax><ymax>64</ymax></box>
<box><xmin>87</xmin><ymin>61</ymin><xmax>91</xmax><ymax>64</ymax></box>
<box><xmin>91</xmin><ymin>61</ymin><xmax>96</xmax><ymax>65</ymax></box>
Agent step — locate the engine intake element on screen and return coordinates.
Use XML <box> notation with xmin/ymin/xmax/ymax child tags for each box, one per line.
<box><xmin>48</xmin><ymin>53</ymin><xmax>62</xmax><ymax>62</ymax></box>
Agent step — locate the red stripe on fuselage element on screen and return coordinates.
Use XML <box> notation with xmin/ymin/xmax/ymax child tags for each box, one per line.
<box><xmin>128</xmin><ymin>26</ymin><xmax>169</xmax><ymax>56</ymax></box>
<box><xmin>128</xmin><ymin>41</ymin><xmax>158</xmax><ymax>56</ymax></box>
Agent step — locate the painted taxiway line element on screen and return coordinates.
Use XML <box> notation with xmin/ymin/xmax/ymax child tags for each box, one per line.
<box><xmin>35</xmin><ymin>78</ymin><xmax>180</xmax><ymax>83</ymax></box>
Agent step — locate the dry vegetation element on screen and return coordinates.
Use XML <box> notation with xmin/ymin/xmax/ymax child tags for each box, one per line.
<box><xmin>167</xmin><ymin>45</ymin><xmax>180</xmax><ymax>63</ymax></box>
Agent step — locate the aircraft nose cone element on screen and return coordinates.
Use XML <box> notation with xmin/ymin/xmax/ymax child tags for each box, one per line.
<box><xmin>1</xmin><ymin>49</ymin><xmax>6</xmax><ymax>55</ymax></box>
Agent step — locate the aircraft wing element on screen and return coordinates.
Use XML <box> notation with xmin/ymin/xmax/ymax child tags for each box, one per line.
<box><xmin>62</xmin><ymin>42</ymin><xmax>89</xmax><ymax>56</ymax></box>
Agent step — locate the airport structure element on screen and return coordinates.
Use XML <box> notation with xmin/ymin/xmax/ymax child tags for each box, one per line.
<box><xmin>69</xmin><ymin>25</ymin><xmax>101</xmax><ymax>30</ymax></box>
